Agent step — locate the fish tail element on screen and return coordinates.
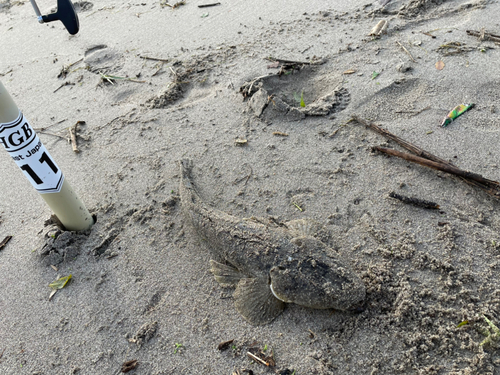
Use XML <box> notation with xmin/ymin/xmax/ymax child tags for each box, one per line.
<box><xmin>179</xmin><ymin>158</ymin><xmax>202</xmax><ymax>204</ymax></box>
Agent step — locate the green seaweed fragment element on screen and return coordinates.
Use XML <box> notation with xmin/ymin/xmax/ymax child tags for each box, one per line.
<box><xmin>441</xmin><ymin>103</ymin><xmax>475</xmax><ymax>127</ymax></box>
<box><xmin>371</xmin><ymin>71</ymin><xmax>380</xmax><ymax>80</ymax></box>
<box><xmin>456</xmin><ymin>320</ymin><xmax>469</xmax><ymax>328</ymax></box>
<box><xmin>293</xmin><ymin>91</ymin><xmax>306</xmax><ymax>107</ymax></box>
<box><xmin>300</xmin><ymin>92</ymin><xmax>305</xmax><ymax>107</ymax></box>
<box><xmin>49</xmin><ymin>274</ymin><xmax>72</xmax><ymax>290</ymax></box>
<box><xmin>481</xmin><ymin>315</ymin><xmax>500</xmax><ymax>347</ymax></box>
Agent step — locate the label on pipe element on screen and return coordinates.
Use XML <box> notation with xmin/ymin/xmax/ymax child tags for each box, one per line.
<box><xmin>0</xmin><ymin>112</ymin><xmax>64</xmax><ymax>193</ymax></box>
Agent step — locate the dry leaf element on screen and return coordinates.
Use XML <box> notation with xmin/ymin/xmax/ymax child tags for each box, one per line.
<box><xmin>343</xmin><ymin>69</ymin><xmax>356</xmax><ymax>74</ymax></box>
<box><xmin>49</xmin><ymin>274</ymin><xmax>72</xmax><ymax>290</ymax></box>
<box><xmin>435</xmin><ymin>60</ymin><xmax>445</xmax><ymax>70</ymax></box>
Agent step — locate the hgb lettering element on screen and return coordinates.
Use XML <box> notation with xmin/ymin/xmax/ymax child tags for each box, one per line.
<box><xmin>2</xmin><ymin>113</ymin><xmax>64</xmax><ymax>193</ymax></box>
<box><xmin>0</xmin><ymin>123</ymin><xmax>33</xmax><ymax>149</ymax></box>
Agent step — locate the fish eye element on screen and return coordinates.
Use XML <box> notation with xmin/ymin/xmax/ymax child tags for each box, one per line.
<box><xmin>271</xmin><ymin>266</ymin><xmax>286</xmax><ymax>272</ymax></box>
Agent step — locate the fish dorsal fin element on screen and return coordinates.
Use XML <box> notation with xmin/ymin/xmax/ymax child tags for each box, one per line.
<box><xmin>210</xmin><ymin>260</ymin><xmax>246</xmax><ymax>286</ymax></box>
<box><xmin>286</xmin><ymin>218</ymin><xmax>325</xmax><ymax>238</ymax></box>
<box><xmin>234</xmin><ymin>278</ymin><xmax>285</xmax><ymax>325</ymax></box>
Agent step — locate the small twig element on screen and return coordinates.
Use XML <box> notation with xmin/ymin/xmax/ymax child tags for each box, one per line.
<box><xmin>0</xmin><ymin>236</ymin><xmax>12</xmax><ymax>251</ymax></box>
<box><xmin>467</xmin><ymin>29</ymin><xmax>500</xmax><ymax>43</ymax></box>
<box><xmin>140</xmin><ymin>56</ymin><xmax>170</xmax><ymax>62</ymax></box>
<box><xmin>396</xmin><ymin>41</ymin><xmax>416</xmax><ymax>62</ymax></box>
<box><xmin>151</xmin><ymin>63</ymin><xmax>165</xmax><ymax>76</ymax></box>
<box><xmin>437</xmin><ymin>42</ymin><xmax>473</xmax><ymax>55</ymax></box>
<box><xmin>389</xmin><ymin>192</ymin><xmax>440</xmax><ymax>209</ymax></box>
<box><xmin>394</xmin><ymin>105</ymin><xmax>431</xmax><ymax>117</ymax></box>
<box><xmin>99</xmin><ymin>72</ymin><xmax>146</xmax><ymax>84</ymax></box>
<box><xmin>420</xmin><ymin>31</ymin><xmax>436</xmax><ymax>39</ymax></box>
<box><xmin>247</xmin><ymin>352</ymin><xmax>268</xmax><ymax>366</ymax></box>
<box><xmin>233</xmin><ymin>166</ymin><xmax>253</xmax><ymax>185</ymax></box>
<box><xmin>54</xmin><ymin>82</ymin><xmax>75</xmax><ymax>93</ymax></box>
<box><xmin>0</xmin><ymin>69</ymin><xmax>13</xmax><ymax>76</ymax></box>
<box><xmin>58</xmin><ymin>58</ymin><xmax>83</xmax><ymax>78</ymax></box>
<box><xmin>69</xmin><ymin>121</ymin><xmax>85</xmax><ymax>153</ymax></box>
<box><xmin>198</xmin><ymin>2</ymin><xmax>221</xmax><ymax>7</ymax></box>
<box><xmin>272</xmin><ymin>131</ymin><xmax>289</xmax><ymax>136</ymax></box>
<box><xmin>162</xmin><ymin>0</ymin><xmax>186</xmax><ymax>8</ymax></box>
<box><xmin>0</xmin><ymin>347</ymin><xmax>6</xmax><ymax>360</ymax></box>
<box><xmin>38</xmin><ymin>131</ymin><xmax>67</xmax><ymax>140</ymax></box>
<box><xmin>33</xmin><ymin>119</ymin><xmax>67</xmax><ymax>132</ymax></box>
<box><xmin>265</xmin><ymin>57</ymin><xmax>312</xmax><ymax>66</ymax></box>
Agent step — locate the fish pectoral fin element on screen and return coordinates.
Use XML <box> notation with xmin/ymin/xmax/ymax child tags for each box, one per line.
<box><xmin>285</xmin><ymin>218</ymin><xmax>325</xmax><ymax>238</ymax></box>
<box><xmin>234</xmin><ymin>278</ymin><xmax>285</xmax><ymax>326</ymax></box>
<box><xmin>210</xmin><ymin>260</ymin><xmax>245</xmax><ymax>286</ymax></box>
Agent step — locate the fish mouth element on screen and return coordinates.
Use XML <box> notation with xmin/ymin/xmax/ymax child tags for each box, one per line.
<box><xmin>269</xmin><ymin>282</ymin><xmax>289</xmax><ymax>303</ymax></box>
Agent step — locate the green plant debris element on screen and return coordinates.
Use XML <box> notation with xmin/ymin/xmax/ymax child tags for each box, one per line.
<box><xmin>456</xmin><ymin>320</ymin><xmax>469</xmax><ymax>328</ymax></box>
<box><xmin>292</xmin><ymin>202</ymin><xmax>303</xmax><ymax>212</ymax></box>
<box><xmin>174</xmin><ymin>343</ymin><xmax>183</xmax><ymax>353</ymax></box>
<box><xmin>263</xmin><ymin>344</ymin><xmax>268</xmax><ymax>352</ymax></box>
<box><xmin>481</xmin><ymin>315</ymin><xmax>500</xmax><ymax>347</ymax></box>
<box><xmin>201</xmin><ymin>12</ymin><xmax>209</xmax><ymax>17</ymax></box>
<box><xmin>293</xmin><ymin>91</ymin><xmax>306</xmax><ymax>107</ymax></box>
<box><xmin>49</xmin><ymin>275</ymin><xmax>72</xmax><ymax>290</ymax></box>
<box><xmin>426</xmin><ymin>130</ymin><xmax>434</xmax><ymax>135</ymax></box>
<box><xmin>371</xmin><ymin>71</ymin><xmax>380</xmax><ymax>80</ymax></box>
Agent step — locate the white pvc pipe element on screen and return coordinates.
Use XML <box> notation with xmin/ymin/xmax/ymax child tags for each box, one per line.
<box><xmin>0</xmin><ymin>82</ymin><xmax>94</xmax><ymax>231</ymax></box>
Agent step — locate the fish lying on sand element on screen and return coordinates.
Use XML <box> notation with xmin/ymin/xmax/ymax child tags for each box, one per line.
<box><xmin>179</xmin><ymin>159</ymin><xmax>366</xmax><ymax>325</ymax></box>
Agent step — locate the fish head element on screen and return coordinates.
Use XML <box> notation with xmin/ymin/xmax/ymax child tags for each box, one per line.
<box><xmin>269</xmin><ymin>237</ymin><xmax>365</xmax><ymax>310</ymax></box>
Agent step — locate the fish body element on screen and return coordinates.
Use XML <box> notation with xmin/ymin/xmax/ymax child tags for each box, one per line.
<box><xmin>179</xmin><ymin>159</ymin><xmax>365</xmax><ymax>325</ymax></box>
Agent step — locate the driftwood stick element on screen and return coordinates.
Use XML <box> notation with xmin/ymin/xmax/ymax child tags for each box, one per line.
<box><xmin>352</xmin><ymin>115</ymin><xmax>451</xmax><ymax>165</ymax></box>
<box><xmin>352</xmin><ymin>116</ymin><xmax>500</xmax><ymax>199</ymax></box>
<box><xmin>69</xmin><ymin>121</ymin><xmax>85</xmax><ymax>153</ymax></box>
<box><xmin>374</xmin><ymin>147</ymin><xmax>500</xmax><ymax>198</ymax></box>
<box><xmin>69</xmin><ymin>123</ymin><xmax>79</xmax><ymax>153</ymax></box>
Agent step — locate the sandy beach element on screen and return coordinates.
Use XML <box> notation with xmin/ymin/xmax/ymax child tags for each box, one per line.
<box><xmin>1</xmin><ymin>0</ymin><xmax>500</xmax><ymax>373</ymax></box>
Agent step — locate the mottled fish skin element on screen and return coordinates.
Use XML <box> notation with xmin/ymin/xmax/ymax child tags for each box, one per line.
<box><xmin>179</xmin><ymin>159</ymin><xmax>366</xmax><ymax>323</ymax></box>
<box><xmin>180</xmin><ymin>159</ymin><xmax>292</xmax><ymax>279</ymax></box>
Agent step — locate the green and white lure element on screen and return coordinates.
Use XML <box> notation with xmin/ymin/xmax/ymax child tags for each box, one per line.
<box><xmin>441</xmin><ymin>103</ymin><xmax>475</xmax><ymax>127</ymax></box>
